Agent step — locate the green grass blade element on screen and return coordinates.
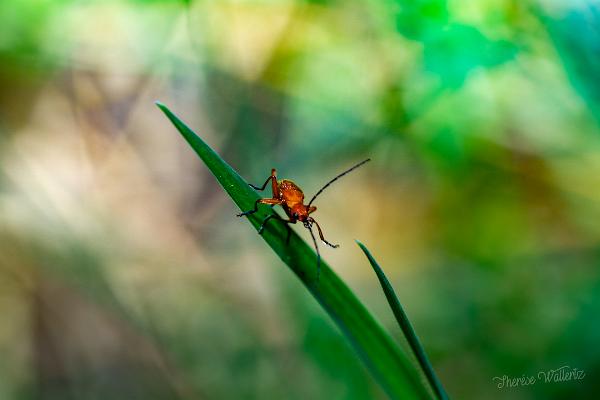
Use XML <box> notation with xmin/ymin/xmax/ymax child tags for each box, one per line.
<box><xmin>156</xmin><ymin>102</ymin><xmax>432</xmax><ymax>400</ymax></box>
<box><xmin>356</xmin><ymin>240</ymin><xmax>449</xmax><ymax>400</ymax></box>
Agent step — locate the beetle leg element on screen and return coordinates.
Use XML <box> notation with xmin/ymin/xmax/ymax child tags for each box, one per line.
<box><xmin>258</xmin><ymin>214</ymin><xmax>294</xmax><ymax>238</ymax></box>
<box><xmin>249</xmin><ymin>168</ymin><xmax>277</xmax><ymax>191</ymax></box>
<box><xmin>269</xmin><ymin>168</ymin><xmax>280</xmax><ymax>198</ymax></box>
<box><xmin>310</xmin><ymin>218</ymin><xmax>339</xmax><ymax>248</ymax></box>
<box><xmin>307</xmin><ymin>225</ymin><xmax>321</xmax><ymax>282</ymax></box>
<box><xmin>248</xmin><ymin>177</ymin><xmax>272</xmax><ymax>191</ymax></box>
<box><xmin>237</xmin><ymin>198</ymin><xmax>282</xmax><ymax>217</ymax></box>
<box><xmin>237</xmin><ymin>199</ymin><xmax>260</xmax><ymax>217</ymax></box>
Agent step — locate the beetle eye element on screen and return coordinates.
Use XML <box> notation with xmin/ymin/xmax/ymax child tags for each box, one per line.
<box><xmin>293</xmin><ymin>212</ymin><xmax>299</xmax><ymax>218</ymax></box>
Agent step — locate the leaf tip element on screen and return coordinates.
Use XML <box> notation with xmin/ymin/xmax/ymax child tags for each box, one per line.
<box><xmin>355</xmin><ymin>239</ymin><xmax>369</xmax><ymax>255</ymax></box>
<box><xmin>155</xmin><ymin>101</ymin><xmax>167</xmax><ymax>111</ymax></box>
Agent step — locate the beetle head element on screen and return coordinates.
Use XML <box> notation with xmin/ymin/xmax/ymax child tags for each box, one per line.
<box><xmin>290</xmin><ymin>204</ymin><xmax>309</xmax><ymax>222</ymax></box>
<box><xmin>291</xmin><ymin>203</ymin><xmax>317</xmax><ymax>221</ymax></box>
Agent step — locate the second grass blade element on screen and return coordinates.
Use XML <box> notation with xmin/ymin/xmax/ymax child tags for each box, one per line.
<box><xmin>357</xmin><ymin>240</ymin><xmax>449</xmax><ymax>400</ymax></box>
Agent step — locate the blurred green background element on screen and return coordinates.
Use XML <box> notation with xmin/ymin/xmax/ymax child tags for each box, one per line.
<box><xmin>1</xmin><ymin>0</ymin><xmax>599</xmax><ymax>399</ymax></box>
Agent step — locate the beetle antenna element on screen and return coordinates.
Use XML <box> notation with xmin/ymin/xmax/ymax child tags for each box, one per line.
<box><xmin>307</xmin><ymin>224</ymin><xmax>321</xmax><ymax>281</ymax></box>
<box><xmin>308</xmin><ymin>159</ymin><xmax>371</xmax><ymax>207</ymax></box>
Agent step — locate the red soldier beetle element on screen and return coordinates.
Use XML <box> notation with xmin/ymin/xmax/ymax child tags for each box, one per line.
<box><xmin>237</xmin><ymin>159</ymin><xmax>371</xmax><ymax>280</ymax></box>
